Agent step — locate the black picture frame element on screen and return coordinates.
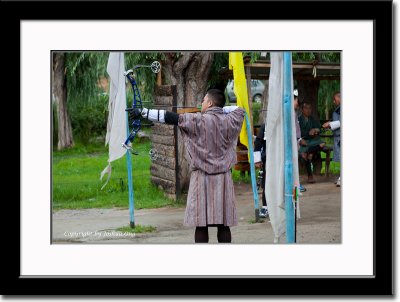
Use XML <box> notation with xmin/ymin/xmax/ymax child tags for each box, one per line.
<box><xmin>2</xmin><ymin>0</ymin><xmax>393</xmax><ymax>296</ymax></box>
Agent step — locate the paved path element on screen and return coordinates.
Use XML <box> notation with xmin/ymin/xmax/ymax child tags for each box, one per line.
<box><xmin>53</xmin><ymin>175</ymin><xmax>341</xmax><ymax>244</ymax></box>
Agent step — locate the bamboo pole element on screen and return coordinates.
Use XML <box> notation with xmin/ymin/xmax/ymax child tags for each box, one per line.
<box><xmin>283</xmin><ymin>52</ymin><xmax>295</xmax><ymax>243</ymax></box>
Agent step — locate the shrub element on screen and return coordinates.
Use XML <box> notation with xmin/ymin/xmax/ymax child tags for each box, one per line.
<box><xmin>69</xmin><ymin>95</ymin><xmax>108</xmax><ymax>144</ymax></box>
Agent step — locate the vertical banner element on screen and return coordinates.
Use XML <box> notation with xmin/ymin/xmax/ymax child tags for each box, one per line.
<box><xmin>265</xmin><ymin>52</ymin><xmax>300</xmax><ymax>242</ymax></box>
<box><xmin>229</xmin><ymin>52</ymin><xmax>260</xmax><ymax>218</ymax></box>
<box><xmin>101</xmin><ymin>52</ymin><xmax>135</xmax><ymax>227</ymax></box>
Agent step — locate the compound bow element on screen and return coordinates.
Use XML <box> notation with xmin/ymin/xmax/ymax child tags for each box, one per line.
<box><xmin>122</xmin><ymin>61</ymin><xmax>161</xmax><ymax>155</ymax></box>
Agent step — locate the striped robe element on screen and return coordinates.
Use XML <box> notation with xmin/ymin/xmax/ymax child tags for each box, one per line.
<box><xmin>178</xmin><ymin>107</ymin><xmax>245</xmax><ymax>227</ymax></box>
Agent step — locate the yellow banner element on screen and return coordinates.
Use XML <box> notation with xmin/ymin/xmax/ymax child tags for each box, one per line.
<box><xmin>229</xmin><ymin>52</ymin><xmax>250</xmax><ymax>149</ymax></box>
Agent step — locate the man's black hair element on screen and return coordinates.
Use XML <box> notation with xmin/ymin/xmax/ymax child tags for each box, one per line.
<box><xmin>206</xmin><ymin>89</ymin><xmax>226</xmax><ymax>108</ymax></box>
<box><xmin>333</xmin><ymin>91</ymin><xmax>341</xmax><ymax>98</ymax></box>
<box><xmin>301</xmin><ymin>101</ymin><xmax>311</xmax><ymax>109</ymax></box>
<box><xmin>295</xmin><ymin>95</ymin><xmax>302</xmax><ymax>107</ymax></box>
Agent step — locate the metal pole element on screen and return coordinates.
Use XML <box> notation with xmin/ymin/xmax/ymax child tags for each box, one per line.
<box><xmin>283</xmin><ymin>52</ymin><xmax>295</xmax><ymax>243</ymax></box>
<box><xmin>126</xmin><ymin>111</ymin><xmax>135</xmax><ymax>228</ymax></box>
<box><xmin>244</xmin><ymin>112</ymin><xmax>260</xmax><ymax>221</ymax></box>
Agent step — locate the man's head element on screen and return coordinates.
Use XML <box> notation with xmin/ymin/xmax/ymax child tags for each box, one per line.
<box><xmin>301</xmin><ymin>102</ymin><xmax>312</xmax><ymax>117</ymax></box>
<box><xmin>201</xmin><ymin>89</ymin><xmax>226</xmax><ymax>112</ymax></box>
<box><xmin>333</xmin><ymin>91</ymin><xmax>341</xmax><ymax>107</ymax></box>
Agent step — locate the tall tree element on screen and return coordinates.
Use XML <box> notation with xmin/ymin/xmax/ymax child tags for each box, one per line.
<box><xmin>53</xmin><ymin>53</ymin><xmax>74</xmax><ymax>150</ymax></box>
<box><xmin>163</xmin><ymin>52</ymin><xmax>213</xmax><ymax>107</ymax></box>
<box><xmin>258</xmin><ymin>80</ymin><xmax>269</xmax><ymax>125</ymax></box>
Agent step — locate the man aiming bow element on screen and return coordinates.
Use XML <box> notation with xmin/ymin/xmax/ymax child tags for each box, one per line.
<box><xmin>132</xmin><ymin>89</ymin><xmax>245</xmax><ymax>243</ymax></box>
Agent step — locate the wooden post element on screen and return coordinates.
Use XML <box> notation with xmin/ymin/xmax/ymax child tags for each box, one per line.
<box><xmin>151</xmin><ymin>85</ymin><xmax>178</xmax><ymax>200</ymax></box>
<box><xmin>172</xmin><ymin>85</ymin><xmax>180</xmax><ymax>200</ymax></box>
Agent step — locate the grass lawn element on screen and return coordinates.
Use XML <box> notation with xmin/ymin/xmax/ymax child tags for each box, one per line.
<box><xmin>52</xmin><ymin>139</ymin><xmax>175</xmax><ymax>210</ymax></box>
<box><xmin>116</xmin><ymin>225</ymin><xmax>157</xmax><ymax>234</ymax></box>
<box><xmin>320</xmin><ymin>151</ymin><xmax>341</xmax><ymax>175</ymax></box>
<box><xmin>53</xmin><ymin>136</ymin><xmax>340</xmax><ymax>210</ymax></box>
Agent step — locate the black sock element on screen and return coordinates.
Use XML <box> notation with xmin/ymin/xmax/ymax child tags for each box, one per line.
<box><xmin>195</xmin><ymin>227</ymin><xmax>209</xmax><ymax>243</ymax></box>
<box><xmin>217</xmin><ymin>225</ymin><xmax>231</xmax><ymax>243</ymax></box>
<box><xmin>262</xmin><ymin>190</ymin><xmax>267</xmax><ymax>207</ymax></box>
<box><xmin>306</xmin><ymin>160</ymin><xmax>313</xmax><ymax>176</ymax></box>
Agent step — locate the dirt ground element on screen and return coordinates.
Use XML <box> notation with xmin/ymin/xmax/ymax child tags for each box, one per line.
<box><xmin>52</xmin><ymin>174</ymin><xmax>341</xmax><ymax>244</ymax></box>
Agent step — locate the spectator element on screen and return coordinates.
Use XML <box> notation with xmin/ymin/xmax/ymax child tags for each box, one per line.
<box><xmin>293</xmin><ymin>89</ymin><xmax>307</xmax><ymax>193</ymax></box>
<box><xmin>298</xmin><ymin>102</ymin><xmax>326</xmax><ymax>183</ymax></box>
<box><xmin>322</xmin><ymin>91</ymin><xmax>341</xmax><ymax>187</ymax></box>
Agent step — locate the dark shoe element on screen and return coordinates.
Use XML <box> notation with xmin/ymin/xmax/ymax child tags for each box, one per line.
<box><xmin>259</xmin><ymin>207</ymin><xmax>269</xmax><ymax>218</ymax></box>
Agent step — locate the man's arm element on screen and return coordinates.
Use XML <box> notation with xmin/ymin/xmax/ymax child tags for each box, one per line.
<box><xmin>322</xmin><ymin>120</ymin><xmax>341</xmax><ymax>131</ymax></box>
<box><xmin>140</xmin><ymin>108</ymin><xmax>200</xmax><ymax>138</ymax></box>
<box><xmin>299</xmin><ymin>116</ymin><xmax>311</xmax><ymax>139</ymax></box>
<box><xmin>140</xmin><ymin>108</ymin><xmax>179</xmax><ymax>125</ymax></box>
<box><xmin>329</xmin><ymin>120</ymin><xmax>341</xmax><ymax>131</ymax></box>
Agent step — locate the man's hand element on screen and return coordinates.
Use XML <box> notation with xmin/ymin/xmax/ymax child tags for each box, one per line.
<box><xmin>255</xmin><ymin>162</ymin><xmax>263</xmax><ymax>169</ymax></box>
<box><xmin>309</xmin><ymin>128</ymin><xmax>320</xmax><ymax>136</ymax></box>
<box><xmin>140</xmin><ymin>108</ymin><xmax>148</xmax><ymax>118</ymax></box>
<box><xmin>126</xmin><ymin>108</ymin><xmax>143</xmax><ymax>120</ymax></box>
<box><xmin>322</xmin><ymin>122</ymin><xmax>331</xmax><ymax>129</ymax></box>
<box><xmin>223</xmin><ymin>106</ymin><xmax>239</xmax><ymax>114</ymax></box>
<box><xmin>300</xmin><ymin>139</ymin><xmax>307</xmax><ymax>146</ymax></box>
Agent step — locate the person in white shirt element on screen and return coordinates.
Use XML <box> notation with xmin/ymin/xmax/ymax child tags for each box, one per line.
<box><xmin>322</xmin><ymin>91</ymin><xmax>341</xmax><ymax>187</ymax></box>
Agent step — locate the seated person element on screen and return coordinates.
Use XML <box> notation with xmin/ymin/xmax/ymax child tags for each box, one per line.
<box><xmin>298</xmin><ymin>102</ymin><xmax>326</xmax><ymax>183</ymax></box>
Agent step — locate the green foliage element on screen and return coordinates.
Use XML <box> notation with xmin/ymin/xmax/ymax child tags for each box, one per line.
<box><xmin>252</xmin><ymin>102</ymin><xmax>262</xmax><ymax>126</ymax></box>
<box><xmin>248</xmin><ymin>217</ymin><xmax>265</xmax><ymax>224</ymax></box>
<box><xmin>65</xmin><ymin>52</ymin><xmax>109</xmax><ymax>105</ymax></box>
<box><xmin>232</xmin><ymin>168</ymin><xmax>252</xmax><ymax>184</ymax></box>
<box><xmin>292</xmin><ymin>52</ymin><xmax>317</xmax><ymax>62</ymax></box>
<box><xmin>208</xmin><ymin>52</ymin><xmax>229</xmax><ymax>90</ymax></box>
<box><xmin>63</xmin><ymin>51</ymin><xmax>340</xmax><ymax>148</ymax></box>
<box><xmin>125</xmin><ymin>52</ymin><xmax>165</xmax><ymax>104</ymax></box>
<box><xmin>292</xmin><ymin>52</ymin><xmax>340</xmax><ymax>63</ymax></box>
<box><xmin>69</xmin><ymin>94</ymin><xmax>108</xmax><ymax>144</ymax></box>
<box><xmin>319</xmin><ymin>52</ymin><xmax>341</xmax><ymax>63</ymax></box>
<box><xmin>243</xmin><ymin>52</ymin><xmax>262</xmax><ymax>63</ymax></box>
<box><xmin>320</xmin><ymin>152</ymin><xmax>341</xmax><ymax>175</ymax></box>
<box><xmin>318</xmin><ymin>80</ymin><xmax>340</xmax><ymax>120</ymax></box>
<box><xmin>65</xmin><ymin>52</ymin><xmax>163</xmax><ymax>140</ymax></box>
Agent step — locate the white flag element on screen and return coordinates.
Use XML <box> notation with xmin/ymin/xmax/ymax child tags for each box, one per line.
<box><xmin>100</xmin><ymin>52</ymin><xmax>127</xmax><ymax>189</ymax></box>
<box><xmin>264</xmin><ymin>52</ymin><xmax>300</xmax><ymax>242</ymax></box>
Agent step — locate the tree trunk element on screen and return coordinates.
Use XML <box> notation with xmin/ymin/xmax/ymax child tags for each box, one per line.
<box><xmin>53</xmin><ymin>53</ymin><xmax>74</xmax><ymax>150</ymax></box>
<box><xmin>297</xmin><ymin>79</ymin><xmax>320</xmax><ymax>120</ymax></box>
<box><xmin>163</xmin><ymin>52</ymin><xmax>214</xmax><ymax>193</ymax></box>
<box><xmin>325</xmin><ymin>96</ymin><xmax>329</xmax><ymax>120</ymax></box>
